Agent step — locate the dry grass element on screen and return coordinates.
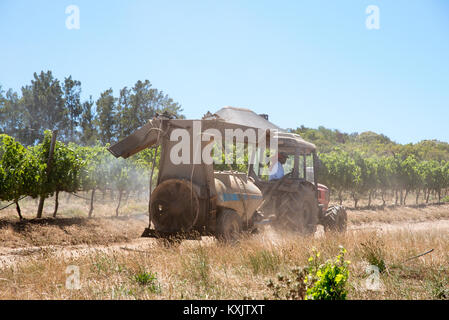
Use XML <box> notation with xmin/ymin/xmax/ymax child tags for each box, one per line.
<box><xmin>0</xmin><ymin>193</ymin><xmax>448</xmax><ymax>300</ymax></box>
<box><xmin>0</xmin><ymin>193</ymin><xmax>147</xmax><ymax>248</ymax></box>
<box><xmin>348</xmin><ymin>203</ymin><xmax>449</xmax><ymax>226</ymax></box>
<box><xmin>0</xmin><ymin>226</ymin><xmax>447</xmax><ymax>300</ymax></box>
<box><xmin>0</xmin><ymin>216</ymin><xmax>147</xmax><ymax>248</ymax></box>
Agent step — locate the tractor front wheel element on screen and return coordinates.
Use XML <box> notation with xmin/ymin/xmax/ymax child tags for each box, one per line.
<box><xmin>322</xmin><ymin>205</ymin><xmax>347</xmax><ymax>232</ymax></box>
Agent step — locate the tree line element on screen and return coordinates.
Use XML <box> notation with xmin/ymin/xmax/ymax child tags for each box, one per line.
<box><xmin>0</xmin><ymin>70</ymin><xmax>182</xmax><ymax>146</ymax></box>
<box><xmin>293</xmin><ymin>126</ymin><xmax>449</xmax><ymax>161</ymax></box>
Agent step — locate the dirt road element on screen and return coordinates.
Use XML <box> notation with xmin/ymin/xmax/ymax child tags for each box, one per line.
<box><xmin>1</xmin><ymin>217</ymin><xmax>447</xmax><ymax>270</ymax></box>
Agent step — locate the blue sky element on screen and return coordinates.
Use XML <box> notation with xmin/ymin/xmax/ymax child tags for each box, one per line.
<box><xmin>1</xmin><ymin>0</ymin><xmax>448</xmax><ymax>144</ymax></box>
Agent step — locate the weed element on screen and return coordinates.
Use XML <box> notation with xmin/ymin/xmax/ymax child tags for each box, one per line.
<box><xmin>182</xmin><ymin>246</ymin><xmax>211</xmax><ymax>288</ymax></box>
<box><xmin>359</xmin><ymin>238</ymin><xmax>386</xmax><ymax>273</ymax></box>
<box><xmin>133</xmin><ymin>270</ymin><xmax>161</xmax><ymax>294</ymax></box>
<box><xmin>92</xmin><ymin>254</ymin><xmax>116</xmax><ymax>274</ymax></box>
<box><xmin>267</xmin><ymin>267</ymin><xmax>307</xmax><ymax>300</ymax></box>
<box><xmin>427</xmin><ymin>271</ymin><xmax>449</xmax><ymax>300</ymax></box>
<box><xmin>248</xmin><ymin>249</ymin><xmax>281</xmax><ymax>275</ymax></box>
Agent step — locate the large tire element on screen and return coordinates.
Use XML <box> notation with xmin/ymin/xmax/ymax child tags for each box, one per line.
<box><xmin>216</xmin><ymin>209</ymin><xmax>242</xmax><ymax>243</ymax></box>
<box><xmin>322</xmin><ymin>205</ymin><xmax>347</xmax><ymax>233</ymax></box>
<box><xmin>274</xmin><ymin>183</ymin><xmax>319</xmax><ymax>235</ymax></box>
<box><xmin>150</xmin><ymin>179</ymin><xmax>200</xmax><ymax>233</ymax></box>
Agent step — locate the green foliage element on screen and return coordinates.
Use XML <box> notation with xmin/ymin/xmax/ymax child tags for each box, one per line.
<box><xmin>31</xmin><ymin>130</ymin><xmax>85</xmax><ymax>198</ymax></box>
<box><xmin>133</xmin><ymin>270</ymin><xmax>161</xmax><ymax>293</ymax></box>
<box><xmin>295</xmin><ymin>124</ymin><xmax>449</xmax><ymax>207</ymax></box>
<box><xmin>0</xmin><ymin>133</ymin><xmax>42</xmax><ymax>218</ymax></box>
<box><xmin>213</xmin><ymin>143</ymin><xmax>250</xmax><ymax>173</ymax></box>
<box><xmin>318</xmin><ymin>149</ymin><xmax>449</xmax><ymax>207</ymax></box>
<box><xmin>292</xmin><ymin>126</ymin><xmax>449</xmax><ymax>161</ymax></box>
<box><xmin>95</xmin><ymin>89</ymin><xmax>117</xmax><ymax>145</ymax></box>
<box><xmin>0</xmin><ymin>131</ymin><xmax>153</xmax><ymax>219</ymax></box>
<box><xmin>267</xmin><ymin>248</ymin><xmax>350</xmax><ymax>300</ymax></box>
<box><xmin>0</xmin><ymin>134</ymin><xmax>42</xmax><ymax>202</ymax></box>
<box><xmin>79</xmin><ymin>97</ymin><xmax>97</xmax><ymax>145</ymax></box>
<box><xmin>304</xmin><ymin>247</ymin><xmax>350</xmax><ymax>300</ymax></box>
<box><xmin>293</xmin><ymin>126</ymin><xmax>395</xmax><ymax>155</ymax></box>
<box><xmin>73</xmin><ymin>143</ymin><xmax>111</xmax><ymax>192</ymax></box>
<box><xmin>317</xmin><ymin>149</ymin><xmax>360</xmax><ymax>204</ymax></box>
<box><xmin>427</xmin><ymin>274</ymin><xmax>449</xmax><ymax>300</ymax></box>
<box><xmin>2</xmin><ymin>69</ymin><xmax>449</xmax><ymax>214</ymax></box>
<box><xmin>115</xmin><ymin>80</ymin><xmax>183</xmax><ymax>141</ymax></box>
<box><xmin>0</xmin><ymin>70</ymin><xmax>183</xmax><ymax>146</ymax></box>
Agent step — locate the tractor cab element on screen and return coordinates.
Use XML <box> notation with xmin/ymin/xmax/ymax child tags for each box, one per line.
<box><xmin>247</xmin><ymin>131</ymin><xmax>330</xmax><ymax>213</ymax></box>
<box><xmin>245</xmin><ymin>131</ymin><xmax>329</xmax><ymax>233</ymax></box>
<box><xmin>249</xmin><ymin>132</ymin><xmax>317</xmax><ymax>183</ymax></box>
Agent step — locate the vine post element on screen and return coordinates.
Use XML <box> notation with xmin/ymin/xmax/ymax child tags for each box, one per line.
<box><xmin>36</xmin><ymin>130</ymin><xmax>58</xmax><ymax>218</ymax></box>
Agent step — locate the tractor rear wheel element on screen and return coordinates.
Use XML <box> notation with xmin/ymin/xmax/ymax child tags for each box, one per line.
<box><xmin>322</xmin><ymin>205</ymin><xmax>347</xmax><ymax>232</ymax></box>
<box><xmin>216</xmin><ymin>209</ymin><xmax>242</xmax><ymax>243</ymax></box>
<box><xmin>274</xmin><ymin>184</ymin><xmax>319</xmax><ymax>235</ymax></box>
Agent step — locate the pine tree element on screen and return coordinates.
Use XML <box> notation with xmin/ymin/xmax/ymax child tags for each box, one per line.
<box><xmin>95</xmin><ymin>89</ymin><xmax>117</xmax><ymax>145</ymax></box>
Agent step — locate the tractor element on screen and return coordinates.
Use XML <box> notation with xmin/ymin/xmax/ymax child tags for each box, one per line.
<box><xmin>108</xmin><ymin>107</ymin><xmax>346</xmax><ymax>241</ymax></box>
<box><xmin>204</xmin><ymin>107</ymin><xmax>347</xmax><ymax>234</ymax></box>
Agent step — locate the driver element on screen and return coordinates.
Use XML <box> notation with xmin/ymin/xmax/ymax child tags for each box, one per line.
<box><xmin>269</xmin><ymin>152</ymin><xmax>287</xmax><ymax>181</ymax></box>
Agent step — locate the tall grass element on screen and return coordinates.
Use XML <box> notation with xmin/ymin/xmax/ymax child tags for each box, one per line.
<box><xmin>0</xmin><ymin>225</ymin><xmax>447</xmax><ymax>300</ymax></box>
<box><xmin>0</xmin><ymin>199</ymin><xmax>448</xmax><ymax>300</ymax></box>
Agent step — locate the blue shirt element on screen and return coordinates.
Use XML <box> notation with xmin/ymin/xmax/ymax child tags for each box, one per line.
<box><xmin>269</xmin><ymin>162</ymin><xmax>284</xmax><ymax>180</ymax></box>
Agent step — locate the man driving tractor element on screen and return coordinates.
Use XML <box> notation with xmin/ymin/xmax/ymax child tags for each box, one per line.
<box><xmin>269</xmin><ymin>152</ymin><xmax>287</xmax><ymax>180</ymax></box>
